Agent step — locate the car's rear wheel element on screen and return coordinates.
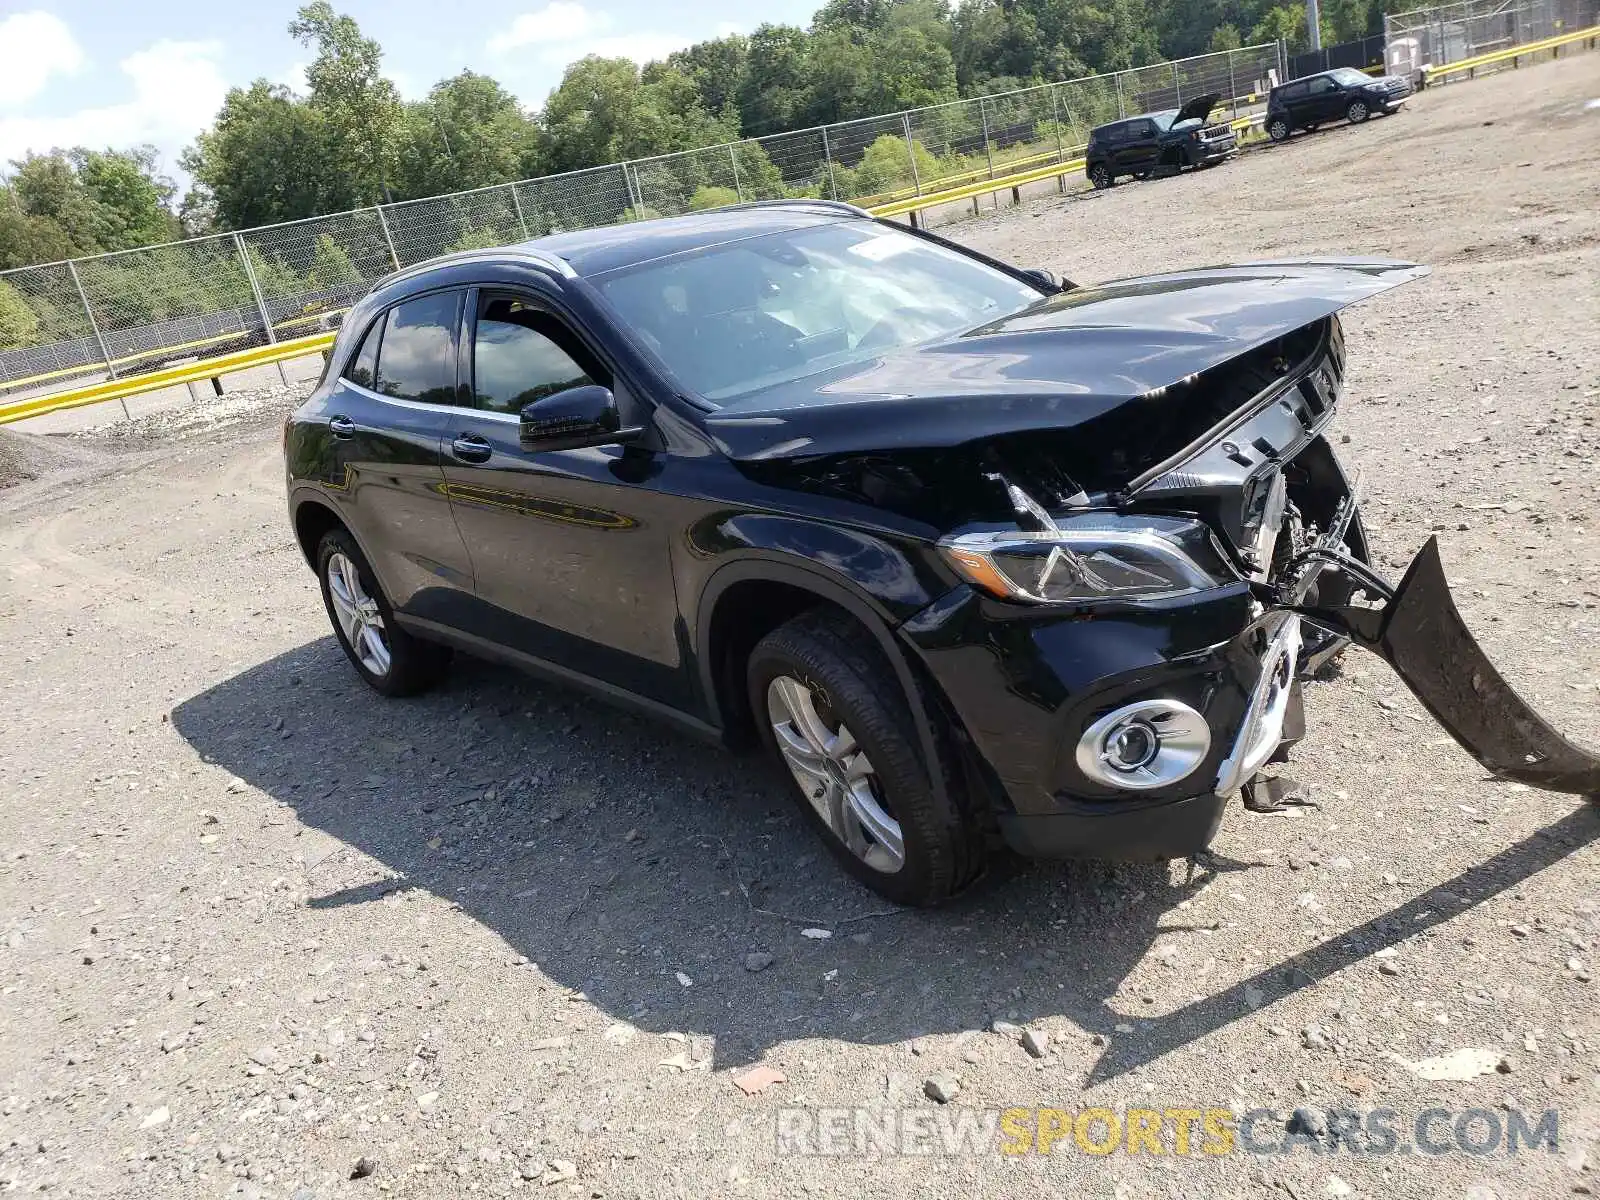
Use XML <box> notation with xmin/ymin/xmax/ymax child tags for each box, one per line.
<box><xmin>317</xmin><ymin>528</ymin><xmax>450</xmax><ymax>697</ymax></box>
<box><xmin>748</xmin><ymin>610</ymin><xmax>982</xmax><ymax>907</ymax></box>
<box><xmin>1090</xmin><ymin>164</ymin><xmax>1114</xmax><ymax>189</ymax></box>
<box><xmin>1267</xmin><ymin>116</ymin><xmax>1291</xmax><ymax>142</ymax></box>
<box><xmin>1347</xmin><ymin>99</ymin><xmax>1370</xmax><ymax>123</ymax></box>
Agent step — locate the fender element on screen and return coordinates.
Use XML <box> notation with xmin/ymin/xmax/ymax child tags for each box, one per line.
<box><xmin>695</xmin><ymin>553</ymin><xmax>955</xmax><ymax>821</ymax></box>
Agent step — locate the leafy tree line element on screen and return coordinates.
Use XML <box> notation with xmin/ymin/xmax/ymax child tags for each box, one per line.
<box><xmin>1</xmin><ymin>0</ymin><xmax>1387</xmax><ymax>349</ymax></box>
<box><xmin>179</xmin><ymin>0</ymin><xmax>1383</xmax><ymax>231</ymax></box>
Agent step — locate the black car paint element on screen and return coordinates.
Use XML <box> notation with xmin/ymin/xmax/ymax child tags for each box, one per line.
<box><xmin>1267</xmin><ymin>70</ymin><xmax>1413</xmax><ymax>136</ymax></box>
<box><xmin>286</xmin><ymin>206</ymin><xmax>1600</xmax><ymax>870</ymax></box>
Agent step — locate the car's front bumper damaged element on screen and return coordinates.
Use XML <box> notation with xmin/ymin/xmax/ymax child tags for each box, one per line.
<box><xmin>907</xmin><ymin>534</ymin><xmax>1598</xmax><ymax>864</ymax></box>
<box><xmin>1289</xmin><ymin>536</ymin><xmax>1600</xmax><ymax>796</ymax></box>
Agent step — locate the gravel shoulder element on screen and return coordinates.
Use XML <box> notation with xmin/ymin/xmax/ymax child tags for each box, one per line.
<box><xmin>1</xmin><ymin>57</ymin><xmax>1598</xmax><ymax>1200</ymax></box>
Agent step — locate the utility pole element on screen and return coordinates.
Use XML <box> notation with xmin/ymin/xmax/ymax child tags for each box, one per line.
<box><xmin>1307</xmin><ymin>0</ymin><xmax>1322</xmax><ymax>51</ymax></box>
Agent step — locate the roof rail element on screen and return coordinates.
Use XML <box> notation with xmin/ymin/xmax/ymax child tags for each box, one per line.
<box><xmin>378</xmin><ymin>245</ymin><xmax>577</xmax><ymax>290</ymax></box>
<box><xmin>712</xmin><ymin>198</ymin><xmax>872</xmax><ymax>219</ymax></box>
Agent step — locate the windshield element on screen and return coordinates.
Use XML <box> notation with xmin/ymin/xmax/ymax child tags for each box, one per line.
<box><xmin>1151</xmin><ymin>109</ymin><xmax>1178</xmax><ymax>130</ymax></box>
<box><xmin>1329</xmin><ymin>67</ymin><xmax>1372</xmax><ymax>85</ymax></box>
<box><xmin>594</xmin><ymin>221</ymin><xmax>1043</xmax><ymax>404</ymax></box>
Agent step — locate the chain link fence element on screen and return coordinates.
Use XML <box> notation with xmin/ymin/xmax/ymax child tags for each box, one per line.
<box><xmin>1384</xmin><ymin>0</ymin><xmax>1598</xmax><ymax>72</ymax></box>
<box><xmin>1</xmin><ymin>43</ymin><xmax>1290</xmax><ymax>396</ymax></box>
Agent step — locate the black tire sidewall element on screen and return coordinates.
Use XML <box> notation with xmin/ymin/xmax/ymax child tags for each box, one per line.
<box><xmin>316</xmin><ymin>528</ymin><xmax>443</xmax><ymax>697</ymax></box>
<box><xmin>746</xmin><ymin>618</ymin><xmax>971</xmax><ymax>907</ymax></box>
<box><xmin>1269</xmin><ymin>118</ymin><xmax>1290</xmax><ymax>141</ymax></box>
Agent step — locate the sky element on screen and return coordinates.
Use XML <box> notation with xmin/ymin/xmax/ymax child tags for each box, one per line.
<box><xmin>0</xmin><ymin>0</ymin><xmax>820</xmax><ymax>186</ymax></box>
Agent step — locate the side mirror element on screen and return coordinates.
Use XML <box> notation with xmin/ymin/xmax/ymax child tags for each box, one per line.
<box><xmin>1020</xmin><ymin>267</ymin><xmax>1064</xmax><ymax>292</ymax></box>
<box><xmin>519</xmin><ymin>384</ymin><xmax>641</xmax><ymax>452</ymax></box>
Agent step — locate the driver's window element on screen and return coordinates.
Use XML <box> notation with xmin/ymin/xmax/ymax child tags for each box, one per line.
<box><xmin>471</xmin><ymin>295</ymin><xmax>600</xmax><ymax>415</ymax></box>
<box><xmin>1309</xmin><ymin>77</ymin><xmax>1335</xmax><ymax>94</ymax></box>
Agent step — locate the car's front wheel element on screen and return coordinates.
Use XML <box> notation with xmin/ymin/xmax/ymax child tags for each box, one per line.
<box><xmin>1267</xmin><ymin>116</ymin><xmax>1291</xmax><ymax>142</ymax></box>
<box><xmin>748</xmin><ymin>611</ymin><xmax>983</xmax><ymax>907</ymax></box>
<box><xmin>317</xmin><ymin>528</ymin><xmax>450</xmax><ymax>697</ymax></box>
<box><xmin>1347</xmin><ymin>99</ymin><xmax>1370</xmax><ymax>123</ymax></box>
<box><xmin>1090</xmin><ymin>164</ymin><xmax>1114</xmax><ymax>189</ymax></box>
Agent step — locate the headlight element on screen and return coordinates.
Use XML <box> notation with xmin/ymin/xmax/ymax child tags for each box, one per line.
<box><xmin>939</xmin><ymin>514</ymin><xmax>1232</xmax><ymax>604</ymax></box>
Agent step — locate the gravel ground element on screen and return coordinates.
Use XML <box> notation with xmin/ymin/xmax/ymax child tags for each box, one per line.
<box><xmin>2</xmin><ymin>56</ymin><xmax>1598</xmax><ymax>1200</ymax></box>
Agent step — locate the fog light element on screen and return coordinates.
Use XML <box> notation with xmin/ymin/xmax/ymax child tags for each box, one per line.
<box><xmin>1075</xmin><ymin>700</ymin><xmax>1212</xmax><ymax>791</ymax></box>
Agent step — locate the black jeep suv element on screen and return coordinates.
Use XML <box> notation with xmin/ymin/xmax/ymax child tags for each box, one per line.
<box><xmin>1267</xmin><ymin>67</ymin><xmax>1413</xmax><ymax>142</ymax></box>
<box><xmin>285</xmin><ymin>201</ymin><xmax>1600</xmax><ymax>905</ymax></box>
<box><xmin>1085</xmin><ymin>93</ymin><xmax>1236</xmax><ymax>189</ymax></box>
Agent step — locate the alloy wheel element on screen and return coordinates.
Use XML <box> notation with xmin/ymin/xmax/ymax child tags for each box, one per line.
<box><xmin>1268</xmin><ymin>119</ymin><xmax>1290</xmax><ymax>141</ymax></box>
<box><xmin>766</xmin><ymin>675</ymin><xmax>905</xmax><ymax>873</ymax></box>
<box><xmin>326</xmin><ymin>551</ymin><xmax>391</xmax><ymax>677</ymax></box>
<box><xmin>1349</xmin><ymin>101</ymin><xmax>1369</xmax><ymax>123</ymax></box>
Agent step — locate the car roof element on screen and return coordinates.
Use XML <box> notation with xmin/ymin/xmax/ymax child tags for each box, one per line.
<box><xmin>519</xmin><ymin>202</ymin><xmax>867</xmax><ymax>277</ymax></box>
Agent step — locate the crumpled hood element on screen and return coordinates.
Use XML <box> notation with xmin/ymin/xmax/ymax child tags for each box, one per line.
<box><xmin>706</xmin><ymin>257</ymin><xmax>1427</xmax><ymax>462</ymax></box>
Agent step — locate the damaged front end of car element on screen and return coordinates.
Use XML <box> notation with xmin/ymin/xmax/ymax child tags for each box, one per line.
<box><xmin>723</xmin><ymin>257</ymin><xmax>1598</xmax><ymax>860</ymax></box>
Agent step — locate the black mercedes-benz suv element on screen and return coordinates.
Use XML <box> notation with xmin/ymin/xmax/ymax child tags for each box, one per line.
<box><xmin>1267</xmin><ymin>67</ymin><xmax>1413</xmax><ymax>142</ymax></box>
<box><xmin>285</xmin><ymin>201</ymin><xmax>1599</xmax><ymax>905</ymax></box>
<box><xmin>1084</xmin><ymin>93</ymin><xmax>1237</xmax><ymax>189</ymax></box>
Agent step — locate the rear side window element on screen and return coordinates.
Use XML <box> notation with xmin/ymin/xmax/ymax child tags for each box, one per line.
<box><xmin>374</xmin><ymin>292</ymin><xmax>462</xmax><ymax>404</ymax></box>
<box><xmin>344</xmin><ymin>320</ymin><xmax>380</xmax><ymax>389</ymax></box>
<box><xmin>1281</xmin><ymin>81</ymin><xmax>1308</xmax><ymax>100</ymax></box>
<box><xmin>472</xmin><ymin>295</ymin><xmax>600</xmax><ymax>415</ymax></box>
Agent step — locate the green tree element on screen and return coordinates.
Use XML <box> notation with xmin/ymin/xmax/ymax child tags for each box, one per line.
<box><xmin>0</xmin><ymin>278</ymin><xmax>40</xmax><ymax>349</ymax></box>
<box><xmin>71</xmin><ymin>148</ymin><xmax>179</xmax><ymax>249</ymax></box>
<box><xmin>689</xmin><ymin>184</ymin><xmax>740</xmax><ymax>209</ymax></box>
<box><xmin>0</xmin><ymin>188</ymin><xmax>78</xmax><ymax>269</ymax></box>
<box><xmin>850</xmin><ymin>133</ymin><xmax>940</xmax><ymax>198</ymax></box>
<box><xmin>289</xmin><ymin>1</ymin><xmax>402</xmax><ymax>206</ymax></box>
<box><xmin>181</xmin><ymin>82</ymin><xmax>337</xmax><ymax>229</ymax></box>
<box><xmin>541</xmin><ymin>56</ymin><xmax>642</xmax><ymax>172</ymax></box>
<box><xmin>393</xmin><ymin>72</ymin><xmax>540</xmax><ymax>199</ymax></box>
<box><xmin>665</xmin><ymin>35</ymin><xmax>749</xmax><ymax>121</ymax></box>
<box><xmin>308</xmin><ymin>233</ymin><xmax>361</xmax><ymax>287</ymax></box>
<box><xmin>737</xmin><ymin>25</ymin><xmax>812</xmax><ymax>136</ymax></box>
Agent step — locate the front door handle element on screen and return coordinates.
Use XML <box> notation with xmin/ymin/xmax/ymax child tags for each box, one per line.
<box><xmin>451</xmin><ymin>434</ymin><xmax>492</xmax><ymax>464</ymax></box>
<box><xmin>328</xmin><ymin>415</ymin><xmax>356</xmax><ymax>439</ymax></box>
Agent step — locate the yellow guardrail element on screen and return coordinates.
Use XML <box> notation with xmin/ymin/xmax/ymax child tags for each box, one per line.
<box><xmin>0</xmin><ymin>331</ymin><xmax>335</xmax><ymax>426</ymax></box>
<box><xmin>1424</xmin><ymin>24</ymin><xmax>1598</xmax><ymax>82</ymax></box>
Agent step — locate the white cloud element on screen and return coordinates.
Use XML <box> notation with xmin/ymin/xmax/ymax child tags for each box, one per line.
<box><xmin>489</xmin><ymin>2</ymin><xmax>611</xmax><ymax>54</ymax></box>
<box><xmin>487</xmin><ymin>4</ymin><xmax>751</xmax><ymax>105</ymax></box>
<box><xmin>0</xmin><ymin>11</ymin><xmax>86</xmax><ymax>109</ymax></box>
<box><xmin>0</xmin><ymin>40</ymin><xmax>228</xmax><ymax>179</ymax></box>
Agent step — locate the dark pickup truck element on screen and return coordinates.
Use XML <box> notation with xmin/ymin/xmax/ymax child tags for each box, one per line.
<box><xmin>1086</xmin><ymin>93</ymin><xmax>1237</xmax><ymax>189</ymax></box>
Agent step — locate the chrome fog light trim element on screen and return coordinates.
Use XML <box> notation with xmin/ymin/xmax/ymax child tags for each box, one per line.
<box><xmin>1075</xmin><ymin>700</ymin><xmax>1213</xmax><ymax>791</ymax></box>
<box><xmin>1214</xmin><ymin>615</ymin><xmax>1303</xmax><ymax>796</ymax></box>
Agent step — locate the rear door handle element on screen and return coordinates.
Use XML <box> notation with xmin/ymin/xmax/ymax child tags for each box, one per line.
<box><xmin>451</xmin><ymin>434</ymin><xmax>492</xmax><ymax>464</ymax></box>
<box><xmin>328</xmin><ymin>415</ymin><xmax>356</xmax><ymax>439</ymax></box>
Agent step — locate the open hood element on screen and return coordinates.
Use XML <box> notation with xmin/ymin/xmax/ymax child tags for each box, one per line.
<box><xmin>1173</xmin><ymin>91</ymin><xmax>1223</xmax><ymax>125</ymax></box>
<box><xmin>705</xmin><ymin>258</ymin><xmax>1428</xmax><ymax>464</ymax></box>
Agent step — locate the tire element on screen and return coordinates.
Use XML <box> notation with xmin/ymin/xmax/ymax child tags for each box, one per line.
<box><xmin>1090</xmin><ymin>163</ymin><xmax>1114</xmax><ymax>189</ymax></box>
<box><xmin>747</xmin><ymin>610</ymin><xmax>983</xmax><ymax>907</ymax></box>
<box><xmin>1347</xmin><ymin>99</ymin><xmax>1370</xmax><ymax>124</ymax></box>
<box><xmin>1267</xmin><ymin>116</ymin><xmax>1291</xmax><ymax>142</ymax></box>
<box><xmin>316</xmin><ymin>528</ymin><xmax>450</xmax><ymax>697</ymax></box>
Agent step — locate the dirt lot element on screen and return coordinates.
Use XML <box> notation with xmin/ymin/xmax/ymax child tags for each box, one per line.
<box><xmin>2</xmin><ymin>55</ymin><xmax>1598</xmax><ymax>1200</ymax></box>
